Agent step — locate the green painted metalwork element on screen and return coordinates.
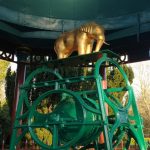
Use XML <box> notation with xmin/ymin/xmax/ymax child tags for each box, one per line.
<box><xmin>10</xmin><ymin>50</ymin><xmax>146</xmax><ymax>150</ymax></box>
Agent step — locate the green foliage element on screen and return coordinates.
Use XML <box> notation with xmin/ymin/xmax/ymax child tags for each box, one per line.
<box><xmin>107</xmin><ymin>65</ymin><xmax>134</xmax><ymax>101</ymax></box>
<box><xmin>0</xmin><ymin>60</ymin><xmax>10</xmax><ymax>141</ymax></box>
<box><xmin>0</xmin><ymin>60</ymin><xmax>9</xmax><ymax>82</ymax></box>
<box><xmin>0</xmin><ymin>102</ymin><xmax>11</xmax><ymax>140</ymax></box>
<box><xmin>59</xmin><ymin>66</ymin><xmax>95</xmax><ymax>91</ymax></box>
<box><xmin>5</xmin><ymin>67</ymin><xmax>16</xmax><ymax>115</ymax></box>
<box><xmin>0</xmin><ymin>60</ymin><xmax>10</xmax><ymax>106</ymax></box>
<box><xmin>25</xmin><ymin>99</ymin><xmax>52</xmax><ymax>146</ymax></box>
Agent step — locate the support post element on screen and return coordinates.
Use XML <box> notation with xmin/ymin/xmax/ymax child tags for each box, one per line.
<box><xmin>99</xmin><ymin>63</ymin><xmax>108</xmax><ymax>145</ymax></box>
<box><xmin>10</xmin><ymin>52</ymin><xmax>27</xmax><ymax>149</ymax></box>
<box><xmin>99</xmin><ymin>80</ymin><xmax>108</xmax><ymax>144</ymax></box>
<box><xmin>11</xmin><ymin>63</ymin><xmax>26</xmax><ymax>127</ymax></box>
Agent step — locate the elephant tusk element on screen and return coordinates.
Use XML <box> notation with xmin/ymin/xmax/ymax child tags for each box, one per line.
<box><xmin>103</xmin><ymin>41</ymin><xmax>110</xmax><ymax>45</ymax></box>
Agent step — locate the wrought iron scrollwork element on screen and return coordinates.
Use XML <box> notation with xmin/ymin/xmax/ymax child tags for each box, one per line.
<box><xmin>0</xmin><ymin>49</ymin><xmax>52</xmax><ymax>65</ymax></box>
<box><xmin>0</xmin><ymin>50</ymin><xmax>15</xmax><ymax>62</ymax></box>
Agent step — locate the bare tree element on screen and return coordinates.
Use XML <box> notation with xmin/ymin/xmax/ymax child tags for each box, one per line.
<box><xmin>131</xmin><ymin>61</ymin><xmax>150</xmax><ymax>128</ymax></box>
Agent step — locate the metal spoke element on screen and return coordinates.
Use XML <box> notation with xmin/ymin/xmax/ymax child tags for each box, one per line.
<box><xmin>52</xmin><ymin>125</ymin><xmax>59</xmax><ymax>148</ymax></box>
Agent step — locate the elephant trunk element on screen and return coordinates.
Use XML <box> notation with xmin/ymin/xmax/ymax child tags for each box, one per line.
<box><xmin>94</xmin><ymin>39</ymin><xmax>104</xmax><ymax>52</ymax></box>
<box><xmin>94</xmin><ymin>35</ymin><xmax>109</xmax><ymax>52</ymax></box>
<box><xmin>104</xmin><ymin>41</ymin><xmax>109</xmax><ymax>45</ymax></box>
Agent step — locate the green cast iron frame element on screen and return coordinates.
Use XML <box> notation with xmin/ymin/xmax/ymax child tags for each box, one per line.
<box><xmin>10</xmin><ymin>50</ymin><xmax>147</xmax><ymax>150</ymax></box>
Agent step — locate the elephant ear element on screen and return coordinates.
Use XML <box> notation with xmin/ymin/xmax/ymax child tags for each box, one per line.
<box><xmin>79</xmin><ymin>22</ymin><xmax>96</xmax><ymax>34</ymax></box>
<box><xmin>79</xmin><ymin>22</ymin><xmax>104</xmax><ymax>35</ymax></box>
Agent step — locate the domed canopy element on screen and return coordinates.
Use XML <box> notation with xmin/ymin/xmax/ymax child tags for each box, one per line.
<box><xmin>0</xmin><ymin>0</ymin><xmax>150</xmax><ymax>62</ymax></box>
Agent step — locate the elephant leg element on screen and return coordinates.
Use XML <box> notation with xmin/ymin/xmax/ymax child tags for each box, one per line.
<box><xmin>77</xmin><ymin>41</ymin><xmax>87</xmax><ymax>55</ymax></box>
<box><xmin>78</xmin><ymin>44</ymin><xmax>86</xmax><ymax>55</ymax></box>
<box><xmin>57</xmin><ymin>53</ymin><xmax>66</xmax><ymax>59</ymax></box>
<box><xmin>76</xmin><ymin>32</ymin><xmax>87</xmax><ymax>55</ymax></box>
<box><xmin>86</xmin><ymin>41</ymin><xmax>94</xmax><ymax>54</ymax></box>
<box><xmin>58</xmin><ymin>51</ymin><xmax>70</xmax><ymax>59</ymax></box>
<box><xmin>55</xmin><ymin>41</ymin><xmax>71</xmax><ymax>59</ymax></box>
<box><xmin>94</xmin><ymin>39</ymin><xmax>104</xmax><ymax>52</ymax></box>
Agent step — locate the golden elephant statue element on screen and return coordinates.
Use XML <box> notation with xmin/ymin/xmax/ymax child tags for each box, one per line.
<box><xmin>54</xmin><ymin>22</ymin><xmax>108</xmax><ymax>59</ymax></box>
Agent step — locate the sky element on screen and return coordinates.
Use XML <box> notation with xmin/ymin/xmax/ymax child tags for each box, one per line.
<box><xmin>10</xmin><ymin>62</ymin><xmax>17</xmax><ymax>71</ymax></box>
<box><xmin>128</xmin><ymin>60</ymin><xmax>150</xmax><ymax>99</ymax></box>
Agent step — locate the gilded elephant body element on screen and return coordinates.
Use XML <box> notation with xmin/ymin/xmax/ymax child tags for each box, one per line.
<box><xmin>54</xmin><ymin>22</ymin><xmax>106</xmax><ymax>59</ymax></box>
